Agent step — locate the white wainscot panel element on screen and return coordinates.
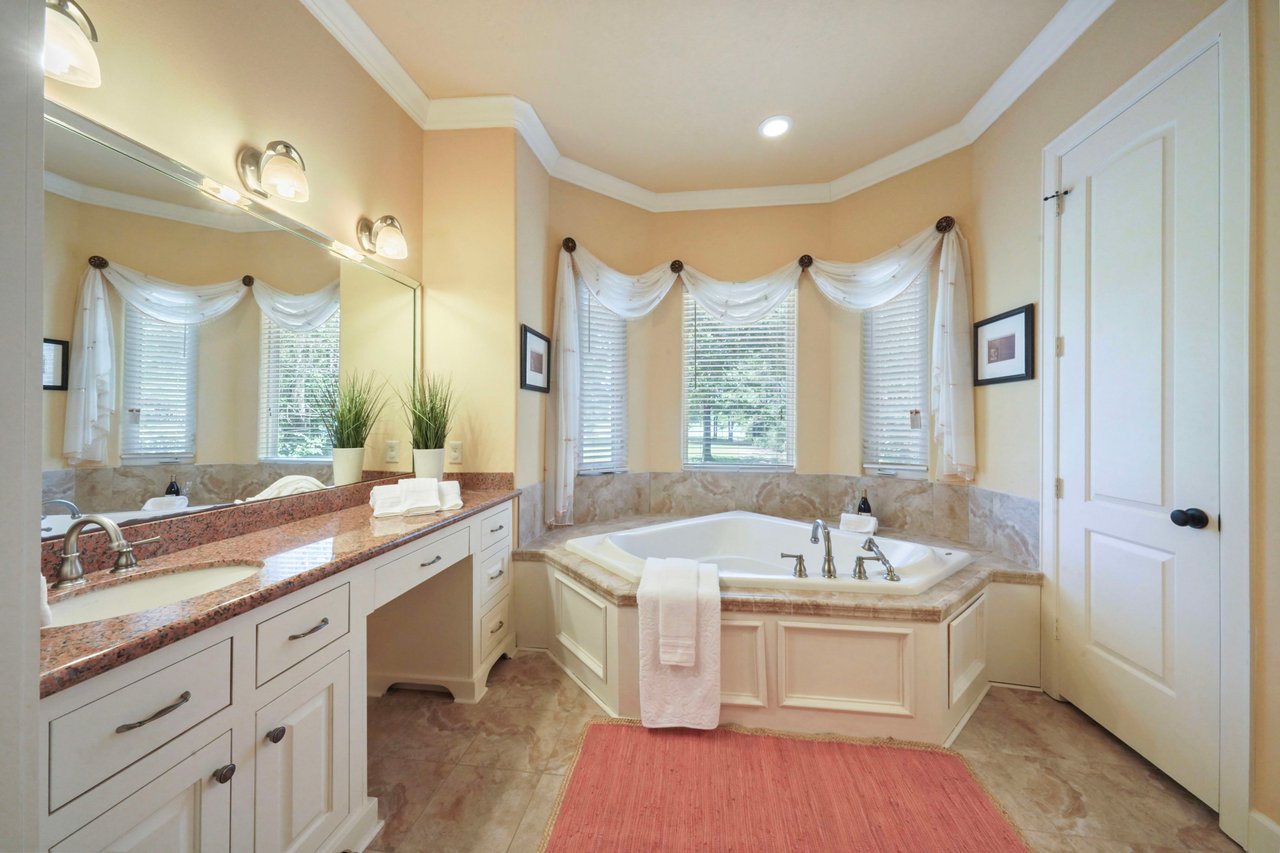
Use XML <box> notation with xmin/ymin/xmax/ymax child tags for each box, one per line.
<box><xmin>720</xmin><ymin>620</ymin><xmax>767</xmax><ymax>708</ymax></box>
<box><xmin>948</xmin><ymin>592</ymin><xmax>988</xmax><ymax>706</ymax></box>
<box><xmin>553</xmin><ymin>572</ymin><xmax>608</xmax><ymax>680</ymax></box>
<box><xmin>777</xmin><ymin>621</ymin><xmax>915</xmax><ymax>717</ymax></box>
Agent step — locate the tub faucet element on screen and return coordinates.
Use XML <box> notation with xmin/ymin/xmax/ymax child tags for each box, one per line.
<box><xmin>855</xmin><ymin>536</ymin><xmax>900</xmax><ymax>582</ymax></box>
<box><xmin>810</xmin><ymin>520</ymin><xmax>837</xmax><ymax>579</ymax></box>
<box><xmin>53</xmin><ymin>515</ymin><xmax>150</xmax><ymax>589</ymax></box>
<box><xmin>42</xmin><ymin>499</ymin><xmax>82</xmax><ymax>519</ymax></box>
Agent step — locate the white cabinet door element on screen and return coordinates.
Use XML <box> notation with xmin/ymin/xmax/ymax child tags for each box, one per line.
<box><xmin>51</xmin><ymin>731</ymin><xmax>233</xmax><ymax>853</ymax></box>
<box><xmin>254</xmin><ymin>653</ymin><xmax>350</xmax><ymax>853</ymax></box>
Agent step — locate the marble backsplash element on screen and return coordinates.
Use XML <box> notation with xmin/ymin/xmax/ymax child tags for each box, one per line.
<box><xmin>562</xmin><ymin>471</ymin><xmax>1040</xmax><ymax>569</ymax></box>
<box><xmin>43</xmin><ymin>462</ymin><xmax>334</xmax><ymax>513</ymax></box>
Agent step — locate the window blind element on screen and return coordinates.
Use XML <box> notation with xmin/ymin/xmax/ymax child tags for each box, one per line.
<box><xmin>862</xmin><ymin>271</ymin><xmax>929</xmax><ymax>473</ymax></box>
<box><xmin>682</xmin><ymin>289</ymin><xmax>796</xmax><ymax>469</ymax></box>
<box><xmin>121</xmin><ymin>304</ymin><xmax>197</xmax><ymax>463</ymax></box>
<box><xmin>258</xmin><ymin>310</ymin><xmax>341</xmax><ymax>461</ymax></box>
<box><xmin>577</xmin><ymin>285</ymin><xmax>628</xmax><ymax>474</ymax></box>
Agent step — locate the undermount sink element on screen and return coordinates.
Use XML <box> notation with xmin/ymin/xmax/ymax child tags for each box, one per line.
<box><xmin>47</xmin><ymin>565</ymin><xmax>262</xmax><ymax>628</ymax></box>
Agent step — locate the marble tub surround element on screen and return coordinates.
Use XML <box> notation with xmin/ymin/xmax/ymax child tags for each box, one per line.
<box><xmin>571</xmin><ymin>471</ymin><xmax>650</xmax><ymax>524</ymax></box>
<box><xmin>515</xmin><ymin>513</ymin><xmax>1040</xmax><ymax>623</ymax></box>
<box><xmin>39</xmin><ymin>488</ymin><xmax>517</xmax><ymax>697</ymax></box>
<box><xmin>40</xmin><ymin>472</ymin><xmax>402</xmax><ymax>581</ymax></box>
<box><xmin>518</xmin><ymin>481</ymin><xmax>546</xmax><ymax>546</ymax></box>
<box><xmin>969</xmin><ymin>486</ymin><xmax>1041</xmax><ymax>569</ymax></box>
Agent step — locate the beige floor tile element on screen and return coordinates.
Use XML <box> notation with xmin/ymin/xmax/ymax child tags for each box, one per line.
<box><xmin>457</xmin><ymin>701</ymin><xmax>567</xmax><ymax>772</ymax></box>
<box><xmin>953</xmin><ymin>687</ymin><xmax>1137</xmax><ymax>767</ymax></box>
<box><xmin>506</xmin><ymin>773</ymin><xmax>567</xmax><ymax>852</ymax></box>
<box><xmin>397</xmin><ymin>764</ymin><xmax>540</xmax><ymax>853</ymax></box>
<box><xmin>367</xmin><ymin>756</ymin><xmax>452</xmax><ymax>852</ymax></box>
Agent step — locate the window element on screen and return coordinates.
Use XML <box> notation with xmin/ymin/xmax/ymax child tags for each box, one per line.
<box><xmin>682</xmin><ymin>290</ymin><xmax>796</xmax><ymax>469</ymax></box>
<box><xmin>862</xmin><ymin>272</ymin><xmax>929</xmax><ymax>475</ymax></box>
<box><xmin>121</xmin><ymin>304</ymin><xmax>197</xmax><ymax>463</ymax></box>
<box><xmin>577</xmin><ymin>286</ymin><xmax>628</xmax><ymax>474</ymax></box>
<box><xmin>258</xmin><ymin>310</ymin><xmax>341</xmax><ymax>461</ymax></box>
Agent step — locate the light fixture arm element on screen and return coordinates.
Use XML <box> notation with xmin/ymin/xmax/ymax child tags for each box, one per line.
<box><xmin>47</xmin><ymin>0</ymin><xmax>97</xmax><ymax>42</ymax></box>
<box><xmin>356</xmin><ymin>215</ymin><xmax>403</xmax><ymax>254</ymax></box>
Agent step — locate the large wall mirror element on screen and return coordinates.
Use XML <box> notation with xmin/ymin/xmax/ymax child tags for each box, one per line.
<box><xmin>41</xmin><ymin>104</ymin><xmax>419</xmax><ymax>539</ymax></box>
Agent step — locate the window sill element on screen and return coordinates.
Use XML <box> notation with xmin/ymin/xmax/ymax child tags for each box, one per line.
<box><xmin>681</xmin><ymin>464</ymin><xmax>797</xmax><ymax>474</ymax></box>
<box><xmin>861</xmin><ymin>466</ymin><xmax>929</xmax><ymax>481</ymax></box>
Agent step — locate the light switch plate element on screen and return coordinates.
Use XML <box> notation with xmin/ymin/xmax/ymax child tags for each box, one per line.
<box><xmin>447</xmin><ymin>440</ymin><xmax>462</xmax><ymax>464</ymax></box>
<box><xmin>385</xmin><ymin>439</ymin><xmax>400</xmax><ymax>463</ymax></box>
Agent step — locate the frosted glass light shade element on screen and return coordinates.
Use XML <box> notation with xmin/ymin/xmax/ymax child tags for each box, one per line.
<box><xmin>43</xmin><ymin>4</ymin><xmax>100</xmax><ymax>88</ymax></box>
<box><xmin>259</xmin><ymin>152</ymin><xmax>309</xmax><ymax>202</ymax></box>
<box><xmin>374</xmin><ymin>221</ymin><xmax>408</xmax><ymax>259</ymax></box>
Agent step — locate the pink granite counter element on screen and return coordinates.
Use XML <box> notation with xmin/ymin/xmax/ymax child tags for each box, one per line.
<box><xmin>514</xmin><ymin>514</ymin><xmax>1041</xmax><ymax>623</ymax></box>
<box><xmin>40</xmin><ymin>489</ymin><xmax>517</xmax><ymax>698</ymax></box>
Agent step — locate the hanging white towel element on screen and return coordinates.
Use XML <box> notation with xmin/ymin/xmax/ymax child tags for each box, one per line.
<box><xmin>638</xmin><ymin>559</ymin><xmax>720</xmax><ymax>729</ymax></box>
<box><xmin>437</xmin><ymin>479</ymin><xmax>463</xmax><ymax>511</ymax></box>
<box><xmin>39</xmin><ymin>573</ymin><xmax>53</xmax><ymax>629</ymax></box>
<box><xmin>649</xmin><ymin>558</ymin><xmax>700</xmax><ymax>666</ymax></box>
<box><xmin>840</xmin><ymin>513</ymin><xmax>878</xmax><ymax>535</ymax></box>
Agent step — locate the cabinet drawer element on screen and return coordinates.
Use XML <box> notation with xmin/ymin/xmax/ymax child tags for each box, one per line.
<box><xmin>49</xmin><ymin>640</ymin><xmax>232</xmax><ymax>811</ymax></box>
<box><xmin>477</xmin><ymin>542</ymin><xmax>512</xmax><ymax>607</ymax></box>
<box><xmin>480</xmin><ymin>594</ymin><xmax>512</xmax><ymax>661</ymax></box>
<box><xmin>374</xmin><ymin>526</ymin><xmax>470</xmax><ymax>609</ymax></box>
<box><xmin>479</xmin><ymin>504</ymin><xmax>512</xmax><ymax>551</ymax></box>
<box><xmin>256</xmin><ymin>584</ymin><xmax>350</xmax><ymax>687</ymax></box>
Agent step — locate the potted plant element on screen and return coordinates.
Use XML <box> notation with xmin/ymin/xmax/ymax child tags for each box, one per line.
<box><xmin>323</xmin><ymin>372</ymin><xmax>388</xmax><ymax>486</ymax></box>
<box><xmin>403</xmin><ymin>373</ymin><xmax>455</xmax><ymax>480</ymax></box>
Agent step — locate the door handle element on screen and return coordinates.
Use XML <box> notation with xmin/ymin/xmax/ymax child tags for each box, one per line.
<box><xmin>1170</xmin><ymin>507</ymin><xmax>1210</xmax><ymax>529</ymax></box>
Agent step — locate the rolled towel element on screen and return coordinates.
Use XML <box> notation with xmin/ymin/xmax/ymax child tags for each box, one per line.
<box><xmin>438</xmin><ymin>479</ymin><xmax>463</xmax><ymax>511</ymax></box>
<box><xmin>840</xmin><ymin>513</ymin><xmax>878</xmax><ymax>534</ymax></box>
<box><xmin>247</xmin><ymin>475</ymin><xmax>327</xmax><ymax>502</ymax></box>
<box><xmin>369</xmin><ymin>483</ymin><xmax>405</xmax><ymax>518</ymax></box>
<box><xmin>399</xmin><ymin>478</ymin><xmax>441</xmax><ymax>516</ymax></box>
<box><xmin>39</xmin><ymin>573</ymin><xmax>53</xmax><ymax>628</ymax></box>
<box><xmin>142</xmin><ymin>494</ymin><xmax>189</xmax><ymax>512</ymax></box>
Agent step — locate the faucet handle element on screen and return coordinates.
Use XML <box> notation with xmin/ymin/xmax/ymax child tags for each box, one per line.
<box><xmin>781</xmin><ymin>552</ymin><xmax>807</xmax><ymax>578</ymax></box>
<box><xmin>110</xmin><ymin>535</ymin><xmax>160</xmax><ymax>573</ymax></box>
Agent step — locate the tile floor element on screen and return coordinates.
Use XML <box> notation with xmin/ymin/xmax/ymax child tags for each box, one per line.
<box><xmin>366</xmin><ymin>651</ymin><xmax>1238</xmax><ymax>852</ymax></box>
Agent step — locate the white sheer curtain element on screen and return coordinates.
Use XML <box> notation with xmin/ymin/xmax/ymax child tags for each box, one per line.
<box><xmin>546</xmin><ymin>221</ymin><xmax>976</xmax><ymax>524</ymax></box>
<box><xmin>63</xmin><ymin>261</ymin><xmax>342</xmax><ymax>463</ymax></box>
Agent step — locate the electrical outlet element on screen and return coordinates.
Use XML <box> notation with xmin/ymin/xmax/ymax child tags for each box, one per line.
<box><xmin>447</xmin><ymin>440</ymin><xmax>462</xmax><ymax>464</ymax></box>
<box><xmin>385</xmin><ymin>439</ymin><xmax>400</xmax><ymax>463</ymax></box>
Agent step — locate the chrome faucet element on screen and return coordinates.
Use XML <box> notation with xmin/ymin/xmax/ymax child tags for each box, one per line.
<box><xmin>810</xmin><ymin>519</ymin><xmax>837</xmax><ymax>579</ymax></box>
<box><xmin>54</xmin><ymin>515</ymin><xmax>156</xmax><ymax>589</ymax></box>
<box><xmin>42</xmin><ymin>499</ymin><xmax>82</xmax><ymax>519</ymax></box>
<box><xmin>855</xmin><ymin>536</ymin><xmax>900</xmax><ymax>582</ymax></box>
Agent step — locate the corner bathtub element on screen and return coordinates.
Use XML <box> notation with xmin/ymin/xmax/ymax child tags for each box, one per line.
<box><xmin>564</xmin><ymin>511</ymin><xmax>973</xmax><ymax>595</ymax></box>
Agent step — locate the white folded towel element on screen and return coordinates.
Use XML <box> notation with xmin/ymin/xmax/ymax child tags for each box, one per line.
<box><xmin>247</xmin><ymin>475</ymin><xmax>327</xmax><ymax>502</ymax></box>
<box><xmin>840</xmin><ymin>513</ymin><xmax>878</xmax><ymax>534</ymax></box>
<box><xmin>142</xmin><ymin>495</ymin><xmax>189</xmax><ymax>512</ymax></box>
<box><xmin>39</xmin><ymin>573</ymin><xmax>53</xmax><ymax>629</ymax></box>
<box><xmin>400</xmin><ymin>477</ymin><xmax>441</xmax><ymax>515</ymax></box>
<box><xmin>437</xmin><ymin>479</ymin><xmax>463</xmax><ymax>511</ymax></box>
<box><xmin>370</xmin><ymin>483</ymin><xmax>406</xmax><ymax>518</ymax></box>
<box><xmin>638</xmin><ymin>558</ymin><xmax>721</xmax><ymax>730</ymax></box>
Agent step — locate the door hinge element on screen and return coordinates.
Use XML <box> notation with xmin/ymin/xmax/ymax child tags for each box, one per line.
<box><xmin>1055</xmin><ymin>336</ymin><xmax>1065</xmax><ymax>358</ymax></box>
<box><xmin>1055</xmin><ymin>478</ymin><xmax>1064</xmax><ymax>499</ymax></box>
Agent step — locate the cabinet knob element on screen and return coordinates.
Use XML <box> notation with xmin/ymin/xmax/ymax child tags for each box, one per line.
<box><xmin>265</xmin><ymin>726</ymin><xmax>287</xmax><ymax>744</ymax></box>
<box><xmin>212</xmin><ymin>763</ymin><xmax>236</xmax><ymax>784</ymax></box>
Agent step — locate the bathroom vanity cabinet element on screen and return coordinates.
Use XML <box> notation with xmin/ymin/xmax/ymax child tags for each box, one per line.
<box><xmin>37</xmin><ymin>499</ymin><xmax>515</xmax><ymax>853</ymax></box>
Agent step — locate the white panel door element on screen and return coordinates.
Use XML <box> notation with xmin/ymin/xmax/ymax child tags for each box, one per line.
<box><xmin>52</xmin><ymin>732</ymin><xmax>233</xmax><ymax>853</ymax></box>
<box><xmin>255</xmin><ymin>654</ymin><xmax>350</xmax><ymax>853</ymax></box>
<box><xmin>1057</xmin><ymin>46</ymin><xmax>1220</xmax><ymax>806</ymax></box>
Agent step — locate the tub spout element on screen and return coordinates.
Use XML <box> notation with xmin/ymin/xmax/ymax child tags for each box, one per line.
<box><xmin>810</xmin><ymin>520</ymin><xmax>837</xmax><ymax>579</ymax></box>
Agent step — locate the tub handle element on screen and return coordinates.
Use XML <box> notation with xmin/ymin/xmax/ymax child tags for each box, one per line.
<box><xmin>781</xmin><ymin>552</ymin><xmax>807</xmax><ymax>579</ymax></box>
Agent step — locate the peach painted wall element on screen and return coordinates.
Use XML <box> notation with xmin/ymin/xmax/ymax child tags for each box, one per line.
<box><xmin>43</xmin><ymin>0</ymin><xmax>423</xmax><ymax>282</ymax></box>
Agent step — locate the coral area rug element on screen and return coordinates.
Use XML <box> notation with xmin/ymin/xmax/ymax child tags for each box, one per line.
<box><xmin>541</xmin><ymin>720</ymin><xmax>1026</xmax><ymax>852</ymax></box>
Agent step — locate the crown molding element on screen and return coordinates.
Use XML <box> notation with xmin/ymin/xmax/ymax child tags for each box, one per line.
<box><xmin>44</xmin><ymin>172</ymin><xmax>276</xmax><ymax>233</ymax></box>
<box><xmin>297</xmin><ymin>0</ymin><xmax>432</xmax><ymax>126</ymax></box>
<box><xmin>306</xmin><ymin>0</ymin><xmax>1115</xmax><ymax>212</ymax></box>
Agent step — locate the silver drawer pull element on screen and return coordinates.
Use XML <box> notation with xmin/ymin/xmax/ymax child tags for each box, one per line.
<box><xmin>421</xmin><ymin>555</ymin><xmax>442</xmax><ymax>568</ymax></box>
<box><xmin>116</xmin><ymin>690</ymin><xmax>191</xmax><ymax>733</ymax></box>
<box><xmin>488</xmin><ymin>568</ymin><xmax>505</xmax><ymax>580</ymax></box>
<box><xmin>288</xmin><ymin>617</ymin><xmax>330</xmax><ymax>640</ymax></box>
<box><xmin>489</xmin><ymin>620</ymin><xmax>505</xmax><ymax>634</ymax></box>
<box><xmin>489</xmin><ymin>524</ymin><xmax>505</xmax><ymax>533</ymax></box>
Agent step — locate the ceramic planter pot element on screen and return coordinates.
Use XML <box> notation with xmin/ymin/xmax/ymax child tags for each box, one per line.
<box><xmin>332</xmin><ymin>447</ymin><xmax>366</xmax><ymax>486</ymax></box>
<box><xmin>413</xmin><ymin>447</ymin><xmax>445</xmax><ymax>480</ymax></box>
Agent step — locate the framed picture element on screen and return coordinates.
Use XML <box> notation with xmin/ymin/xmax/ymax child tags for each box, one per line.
<box><xmin>520</xmin><ymin>324</ymin><xmax>551</xmax><ymax>393</ymax></box>
<box><xmin>973</xmin><ymin>303</ymin><xmax>1034</xmax><ymax>386</ymax></box>
<box><xmin>43</xmin><ymin>338</ymin><xmax>69</xmax><ymax>391</ymax></box>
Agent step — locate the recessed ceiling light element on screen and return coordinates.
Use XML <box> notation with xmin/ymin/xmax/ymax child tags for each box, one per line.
<box><xmin>758</xmin><ymin>116</ymin><xmax>792</xmax><ymax>138</ymax></box>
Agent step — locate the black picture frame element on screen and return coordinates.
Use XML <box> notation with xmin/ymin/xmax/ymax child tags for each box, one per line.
<box><xmin>43</xmin><ymin>338</ymin><xmax>69</xmax><ymax>391</ymax></box>
<box><xmin>973</xmin><ymin>303</ymin><xmax>1034</xmax><ymax>386</ymax></box>
<box><xmin>520</xmin><ymin>324</ymin><xmax>551</xmax><ymax>393</ymax></box>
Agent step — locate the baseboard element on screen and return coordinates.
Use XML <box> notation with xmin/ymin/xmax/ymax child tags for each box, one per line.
<box><xmin>943</xmin><ymin>682</ymin><xmax>991</xmax><ymax>748</ymax></box>
<box><xmin>1250</xmin><ymin>810</ymin><xmax>1280</xmax><ymax>853</ymax></box>
<box><xmin>326</xmin><ymin>797</ymin><xmax>381</xmax><ymax>853</ymax></box>
<box><xmin>987</xmin><ymin>681</ymin><xmax>1043</xmax><ymax>692</ymax></box>
<box><xmin>544</xmin><ymin>648</ymin><xmax>617</xmax><ymax>717</ymax></box>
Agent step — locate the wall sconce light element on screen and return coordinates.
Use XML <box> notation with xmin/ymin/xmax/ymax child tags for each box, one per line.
<box><xmin>237</xmin><ymin>141</ymin><xmax>310</xmax><ymax>202</ymax></box>
<box><xmin>356</xmin><ymin>215</ymin><xmax>408</xmax><ymax>260</ymax></box>
<box><xmin>43</xmin><ymin>0</ymin><xmax>101</xmax><ymax>88</ymax></box>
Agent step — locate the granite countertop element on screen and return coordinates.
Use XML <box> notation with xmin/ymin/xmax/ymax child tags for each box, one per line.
<box><xmin>40</xmin><ymin>489</ymin><xmax>518</xmax><ymax>698</ymax></box>
<box><xmin>514</xmin><ymin>514</ymin><xmax>1041</xmax><ymax>624</ymax></box>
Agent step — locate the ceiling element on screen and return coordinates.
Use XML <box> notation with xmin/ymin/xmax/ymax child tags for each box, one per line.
<box><xmin>345</xmin><ymin>0</ymin><xmax>1067</xmax><ymax>193</ymax></box>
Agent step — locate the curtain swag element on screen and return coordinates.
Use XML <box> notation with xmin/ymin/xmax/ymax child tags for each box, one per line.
<box><xmin>546</xmin><ymin>220</ymin><xmax>976</xmax><ymax>526</ymax></box>
<box><xmin>64</xmin><ymin>259</ymin><xmax>340</xmax><ymax>464</ymax></box>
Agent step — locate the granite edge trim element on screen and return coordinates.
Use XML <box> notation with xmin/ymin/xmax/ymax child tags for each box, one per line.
<box><xmin>39</xmin><ymin>489</ymin><xmax>519</xmax><ymax>698</ymax></box>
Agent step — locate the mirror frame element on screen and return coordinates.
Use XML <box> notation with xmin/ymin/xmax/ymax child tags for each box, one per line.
<box><xmin>41</xmin><ymin>101</ymin><xmax>421</xmax><ymax>537</ymax></box>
